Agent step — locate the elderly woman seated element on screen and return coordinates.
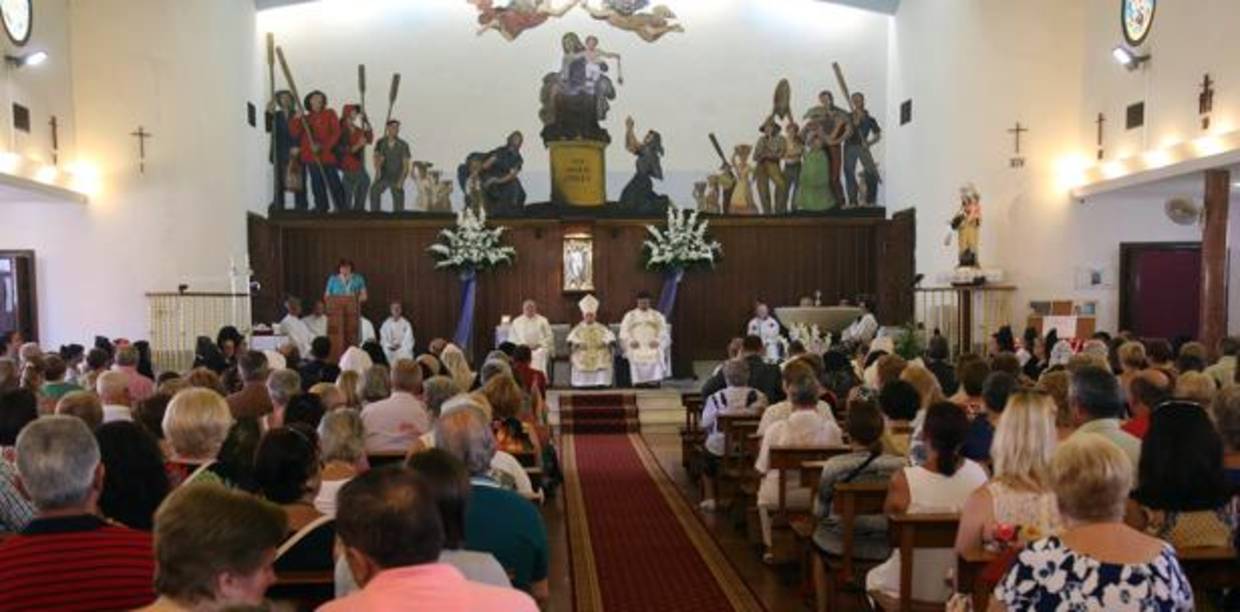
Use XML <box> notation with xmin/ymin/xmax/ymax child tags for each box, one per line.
<box><xmin>314</xmin><ymin>409</ymin><xmax>367</xmax><ymax>517</ymax></box>
<box><xmin>161</xmin><ymin>388</ymin><xmax>235</xmax><ymax>487</ymax></box>
<box><xmin>993</xmin><ymin>434</ymin><xmax>1194</xmax><ymax>610</ymax></box>
<box><xmin>255</xmin><ymin>426</ymin><xmax>335</xmax><ymax>573</ymax></box>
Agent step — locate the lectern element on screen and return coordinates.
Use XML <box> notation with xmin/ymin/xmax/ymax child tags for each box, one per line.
<box><xmin>325</xmin><ymin>295</ymin><xmax>360</xmax><ymax>362</ymax></box>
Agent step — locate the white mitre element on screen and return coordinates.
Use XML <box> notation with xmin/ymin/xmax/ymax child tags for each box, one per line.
<box><xmin>578</xmin><ymin>294</ymin><xmax>600</xmax><ymax>316</ymax></box>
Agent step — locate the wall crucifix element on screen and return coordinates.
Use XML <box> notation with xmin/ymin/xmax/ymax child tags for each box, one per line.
<box><xmin>48</xmin><ymin>116</ymin><xmax>59</xmax><ymax>166</ymax></box>
<box><xmin>1008</xmin><ymin>121</ymin><xmax>1028</xmax><ymax>168</ymax></box>
<box><xmin>1095</xmin><ymin>113</ymin><xmax>1105</xmax><ymax>160</ymax></box>
<box><xmin>130</xmin><ymin>126</ymin><xmax>153</xmax><ymax>174</ymax></box>
<box><xmin>1199</xmin><ymin>73</ymin><xmax>1215</xmax><ymax>130</ymax></box>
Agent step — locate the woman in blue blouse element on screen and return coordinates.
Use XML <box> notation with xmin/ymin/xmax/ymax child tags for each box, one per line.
<box><xmin>324</xmin><ymin>259</ymin><xmax>368</xmax><ymax>304</ymax></box>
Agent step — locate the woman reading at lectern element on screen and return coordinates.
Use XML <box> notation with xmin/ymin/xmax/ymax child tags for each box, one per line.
<box><xmin>323</xmin><ymin>259</ymin><xmax>368</xmax><ymax>304</ymax></box>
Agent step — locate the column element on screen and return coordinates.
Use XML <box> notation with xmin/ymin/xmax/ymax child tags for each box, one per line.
<box><xmin>1199</xmin><ymin>169</ymin><xmax>1230</xmax><ymax>357</ymax></box>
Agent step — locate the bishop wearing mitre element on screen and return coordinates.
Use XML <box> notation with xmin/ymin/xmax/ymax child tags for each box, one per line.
<box><xmin>567</xmin><ymin>294</ymin><xmax>615</xmax><ymax>388</ymax></box>
<box><xmin>620</xmin><ymin>291</ymin><xmax>671</xmax><ymax>386</ymax></box>
<box><xmin>510</xmin><ymin>299</ymin><xmax>554</xmax><ymax>374</ymax></box>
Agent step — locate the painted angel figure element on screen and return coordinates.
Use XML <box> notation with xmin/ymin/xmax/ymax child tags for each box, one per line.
<box><xmin>581</xmin><ymin>0</ymin><xmax>684</xmax><ymax>43</ymax></box>
<box><xmin>469</xmin><ymin>0</ymin><xmax>580</xmax><ymax>41</ymax></box>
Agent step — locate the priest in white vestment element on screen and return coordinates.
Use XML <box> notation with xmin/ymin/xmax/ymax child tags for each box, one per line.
<box><xmin>840</xmin><ymin>297</ymin><xmax>878</xmax><ymax>348</ymax></box>
<box><xmin>302</xmin><ymin>300</ymin><xmax>328</xmax><ymax>338</ymax></box>
<box><xmin>380</xmin><ymin>301</ymin><xmax>416</xmax><ymax>365</ymax></box>
<box><xmin>746</xmin><ymin>302</ymin><xmax>782</xmax><ymax>363</ymax></box>
<box><xmin>509</xmin><ymin>299</ymin><xmax>553</xmax><ymax>374</ymax></box>
<box><xmin>620</xmin><ymin>292</ymin><xmax>670</xmax><ymax>385</ymax></box>
<box><xmin>278</xmin><ymin>297</ymin><xmax>315</xmax><ymax>355</ymax></box>
<box><xmin>567</xmin><ymin>295</ymin><xmax>615</xmax><ymax>388</ymax></box>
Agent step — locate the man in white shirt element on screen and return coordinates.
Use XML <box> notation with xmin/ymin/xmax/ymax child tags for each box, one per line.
<box><xmin>698</xmin><ymin>359</ymin><xmax>768</xmax><ymax>511</ymax></box>
<box><xmin>757</xmin><ymin>360</ymin><xmax>836</xmax><ymax>435</ymax></box>
<box><xmin>95</xmin><ymin>370</ymin><xmax>134</xmax><ymax>423</ymax></box>
<box><xmin>753</xmin><ymin>366</ymin><xmax>843</xmax><ymax>560</ymax></box>
<box><xmin>619</xmin><ymin>291</ymin><xmax>670</xmax><ymax>386</ymax></box>
<box><xmin>840</xmin><ymin>297</ymin><xmax>878</xmax><ymax>349</ymax></box>
<box><xmin>509</xmin><ymin>300</ymin><xmax>553</xmax><ymax>375</ymax></box>
<box><xmin>566</xmin><ymin>295</ymin><xmax>615</xmax><ymax>388</ymax></box>
<box><xmin>380</xmin><ymin>301</ymin><xmax>416</xmax><ymax>366</ymax></box>
<box><xmin>746</xmin><ymin>301</ymin><xmax>782</xmax><ymax>363</ymax></box>
<box><xmin>302</xmin><ymin>300</ymin><xmax>329</xmax><ymax>338</ymax></box>
<box><xmin>278</xmin><ymin>297</ymin><xmax>315</xmax><ymax>356</ymax></box>
<box><xmin>361</xmin><ymin>359</ymin><xmax>431</xmax><ymax>453</ymax></box>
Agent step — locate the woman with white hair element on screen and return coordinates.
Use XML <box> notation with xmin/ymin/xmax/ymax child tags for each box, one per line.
<box><xmin>314</xmin><ymin>409</ymin><xmax>367</xmax><ymax>516</ymax></box>
<box><xmin>440</xmin><ymin>344</ymin><xmax>475</xmax><ymax>393</ymax></box>
<box><xmin>163</xmin><ymin>388</ymin><xmax>235</xmax><ymax>488</ymax></box>
<box><xmin>992</xmin><ymin>434</ymin><xmax>1193</xmax><ymax>610</ymax></box>
<box><xmin>955</xmin><ymin>390</ymin><xmax>1062</xmax><ymax>555</ymax></box>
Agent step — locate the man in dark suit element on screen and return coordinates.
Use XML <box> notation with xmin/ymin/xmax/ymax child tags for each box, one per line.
<box><xmin>701</xmin><ymin>335</ymin><xmax>784</xmax><ymax>403</ymax></box>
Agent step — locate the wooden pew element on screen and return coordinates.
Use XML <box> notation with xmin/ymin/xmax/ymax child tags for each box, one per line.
<box><xmin>268</xmin><ymin>570</ymin><xmax>335</xmax><ymax>609</ymax></box>
<box><xmin>680</xmin><ymin>393</ymin><xmax>704</xmax><ymax>471</ymax></box>
<box><xmin>713</xmin><ymin>414</ymin><xmax>760</xmax><ymax>507</ymax></box>
<box><xmin>764</xmin><ymin>446</ymin><xmax>851</xmax><ymax>561</ymax></box>
<box><xmin>808</xmin><ymin>480</ymin><xmax>890</xmax><ymax>612</ymax></box>
<box><xmin>367</xmin><ymin>450</ymin><xmax>408</xmax><ymax>468</ymax></box>
<box><xmin>956</xmin><ymin>547</ymin><xmax>997</xmax><ymax>611</ymax></box>
<box><xmin>870</xmin><ymin>513</ymin><xmax>961</xmax><ymax>612</ymax></box>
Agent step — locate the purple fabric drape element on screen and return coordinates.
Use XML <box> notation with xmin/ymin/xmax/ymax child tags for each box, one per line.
<box><xmin>452</xmin><ymin>269</ymin><xmax>478</xmax><ymax>351</ymax></box>
<box><xmin>656</xmin><ymin>268</ymin><xmax>684</xmax><ymax>316</ymax></box>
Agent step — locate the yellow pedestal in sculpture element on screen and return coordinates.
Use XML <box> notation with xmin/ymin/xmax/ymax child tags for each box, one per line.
<box><xmin>549</xmin><ymin>140</ymin><xmax>607</xmax><ymax>206</ymax></box>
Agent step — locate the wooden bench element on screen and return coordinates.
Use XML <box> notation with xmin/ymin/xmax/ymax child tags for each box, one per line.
<box><xmin>268</xmin><ymin>569</ymin><xmax>335</xmax><ymax>609</ymax></box>
<box><xmin>763</xmin><ymin>445</ymin><xmax>851</xmax><ymax>561</ymax></box>
<box><xmin>367</xmin><ymin>451</ymin><xmax>408</xmax><ymax>468</ymax></box>
<box><xmin>680</xmin><ymin>393</ymin><xmax>704</xmax><ymax>471</ymax></box>
<box><xmin>870</xmin><ymin>513</ymin><xmax>961</xmax><ymax>612</ymax></box>
<box><xmin>808</xmin><ymin>480</ymin><xmax>890</xmax><ymax>612</ymax></box>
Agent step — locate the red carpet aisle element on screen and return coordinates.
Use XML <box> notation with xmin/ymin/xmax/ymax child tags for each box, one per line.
<box><xmin>563</xmin><ymin>431</ymin><xmax>765</xmax><ymax>612</ymax></box>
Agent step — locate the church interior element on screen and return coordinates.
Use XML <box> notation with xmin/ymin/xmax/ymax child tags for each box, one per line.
<box><xmin>0</xmin><ymin>0</ymin><xmax>1238</xmax><ymax>610</ymax></box>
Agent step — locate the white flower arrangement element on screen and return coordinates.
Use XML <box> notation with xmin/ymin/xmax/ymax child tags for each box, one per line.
<box><xmin>427</xmin><ymin>208</ymin><xmax>517</xmax><ymax>272</ymax></box>
<box><xmin>642</xmin><ymin>207</ymin><xmax>723</xmax><ymax>271</ymax></box>
<box><xmin>785</xmin><ymin>322</ymin><xmax>830</xmax><ymax>354</ymax></box>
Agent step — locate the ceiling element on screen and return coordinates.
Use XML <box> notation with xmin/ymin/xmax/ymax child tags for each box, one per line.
<box><xmin>255</xmin><ymin>0</ymin><xmax>902</xmax><ymax>14</ymax></box>
<box><xmin>1106</xmin><ymin>164</ymin><xmax>1240</xmax><ymax>200</ymax></box>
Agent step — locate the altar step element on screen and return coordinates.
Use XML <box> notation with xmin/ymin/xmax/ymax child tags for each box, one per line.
<box><xmin>548</xmin><ymin>388</ymin><xmax>686</xmax><ymax>434</ymax></box>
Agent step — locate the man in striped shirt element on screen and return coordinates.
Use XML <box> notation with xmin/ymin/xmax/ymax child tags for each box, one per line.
<box><xmin>0</xmin><ymin>416</ymin><xmax>156</xmax><ymax>611</ymax></box>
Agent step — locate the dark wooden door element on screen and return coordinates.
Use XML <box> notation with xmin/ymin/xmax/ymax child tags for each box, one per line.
<box><xmin>0</xmin><ymin>251</ymin><xmax>38</xmax><ymax>343</ymax></box>
<box><xmin>1120</xmin><ymin>242</ymin><xmax>1202</xmax><ymax>340</ymax></box>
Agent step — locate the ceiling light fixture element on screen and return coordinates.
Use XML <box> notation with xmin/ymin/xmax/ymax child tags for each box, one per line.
<box><xmin>4</xmin><ymin>50</ymin><xmax>47</xmax><ymax>68</ymax></box>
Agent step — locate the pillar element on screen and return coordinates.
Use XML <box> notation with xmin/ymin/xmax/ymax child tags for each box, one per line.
<box><xmin>1200</xmin><ymin>169</ymin><xmax>1230</xmax><ymax>357</ymax></box>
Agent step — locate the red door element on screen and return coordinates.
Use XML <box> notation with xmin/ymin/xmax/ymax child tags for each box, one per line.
<box><xmin>1120</xmin><ymin>243</ymin><xmax>1201</xmax><ymax>340</ymax></box>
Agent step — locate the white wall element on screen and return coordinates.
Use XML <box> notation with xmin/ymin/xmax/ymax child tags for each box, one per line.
<box><xmin>0</xmin><ymin>0</ymin><xmax>263</xmax><ymax>347</ymax></box>
<box><xmin>257</xmin><ymin>0</ymin><xmax>891</xmax><ymax>207</ymax></box>
<box><xmin>0</xmin><ymin>0</ymin><xmax>76</xmax><ymax>163</ymax></box>
<box><xmin>889</xmin><ymin>0</ymin><xmax>1240</xmax><ymax>335</ymax></box>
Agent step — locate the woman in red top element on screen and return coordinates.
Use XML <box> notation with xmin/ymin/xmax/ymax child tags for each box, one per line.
<box><xmin>289</xmin><ymin>90</ymin><xmax>346</xmax><ymax>212</ymax></box>
<box><xmin>338</xmin><ymin>104</ymin><xmax>373</xmax><ymax>211</ymax></box>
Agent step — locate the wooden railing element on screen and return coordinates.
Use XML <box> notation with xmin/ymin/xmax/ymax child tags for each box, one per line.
<box><xmin>146</xmin><ymin>292</ymin><xmax>251</xmax><ymax>372</ymax></box>
<box><xmin>913</xmin><ymin>285</ymin><xmax>1016</xmax><ymax>356</ymax></box>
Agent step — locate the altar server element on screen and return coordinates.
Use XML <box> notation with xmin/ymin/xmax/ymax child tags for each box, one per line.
<box><xmin>278</xmin><ymin>297</ymin><xmax>315</xmax><ymax>355</ymax></box>
<box><xmin>840</xmin><ymin>296</ymin><xmax>879</xmax><ymax>349</ymax></box>
<box><xmin>380</xmin><ymin>301</ymin><xmax>416</xmax><ymax>365</ymax></box>
<box><xmin>620</xmin><ymin>291</ymin><xmax>670</xmax><ymax>386</ymax></box>
<box><xmin>746</xmin><ymin>301</ymin><xmax>782</xmax><ymax>363</ymax></box>
<box><xmin>510</xmin><ymin>299</ymin><xmax>553</xmax><ymax>374</ymax></box>
<box><xmin>567</xmin><ymin>295</ymin><xmax>616</xmax><ymax>388</ymax></box>
<box><xmin>302</xmin><ymin>300</ymin><xmax>328</xmax><ymax>338</ymax></box>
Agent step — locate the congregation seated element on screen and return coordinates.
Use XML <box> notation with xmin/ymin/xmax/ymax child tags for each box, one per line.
<box><xmin>359</xmin><ymin>363</ymin><xmax>391</xmax><ymax>404</ymax></box>
<box><xmin>265</xmin><ymin>368</ymin><xmax>301</xmax><ymax>429</ymax></box>
<box><xmin>140</xmin><ymin>483</ymin><xmax>286</xmax><ymax>611</ymax></box>
<box><xmin>0</xmin><ymin>451</ymin><xmax>33</xmax><ymax>533</ymax></box>
<box><xmin>1205</xmin><ymin>336</ymin><xmax>1238</xmax><ymax>389</ymax></box>
<box><xmin>413</xmin><ymin>393</ymin><xmax>535</xmax><ymax>497</ymax></box>
<box><xmin>698</xmin><ymin>358</ymin><xmax>768</xmax><ymax>511</ymax></box>
<box><xmin>39</xmin><ymin>353</ymin><xmax>81</xmax><ymax>403</ymax></box>
<box><xmin>360</xmin><ymin>359</ymin><xmax>430</xmax><ymax>454</ymax></box>
<box><xmin>309</xmin><ymin>380</ymin><xmax>346</xmax><ymax>410</ymax></box>
<box><xmin>1067</xmin><ymin>366</ymin><xmax>1141</xmax><ymax>472</ymax></box>
<box><xmin>486</xmin><ymin>374</ymin><xmax>542</xmax><ymax>459</ymax></box>
<box><xmin>162</xmin><ymin>388</ymin><xmax>235</xmax><ymax>487</ymax></box>
<box><xmin>408</xmin><ymin>375</ymin><xmax>468</xmax><ymax>454</ymax></box>
<box><xmin>960</xmin><ymin>371</ymin><xmax>1018</xmax><ymax>463</ymax></box>
<box><xmin>285</xmin><ymin>392</ymin><xmax>327</xmax><ymax>430</ymax></box>
<box><xmin>324</xmin><ymin>466</ymin><xmax>537</xmax><ymax>611</ymax></box>
<box><xmin>336</xmin><ymin>369</ymin><xmax>364</xmax><ymax>410</ymax></box>
<box><xmin>993</xmin><ymin>434</ymin><xmax>1194</xmax><ymax>610</ymax></box>
<box><xmin>877</xmin><ymin>380</ymin><xmax>918</xmax><ymax>457</ymax></box>
<box><xmin>335</xmin><ymin>449</ymin><xmax>514</xmax><ymax>597</ymax></box>
<box><xmin>1125</xmin><ymin>402</ymin><xmax>1235</xmax><ymax>549</ymax></box>
<box><xmin>97</xmin><ymin>420</ymin><xmax>170</xmax><ymax>531</ymax></box>
<box><xmin>812</xmin><ymin>398</ymin><xmax>905</xmax><ymax>560</ymax></box>
<box><xmin>97</xmin><ymin>370</ymin><xmax>135</xmax><ymax>423</ymax></box>
<box><xmin>1175</xmin><ymin>370</ymin><xmax>1218</xmax><ymax>405</ymax></box>
<box><xmin>821</xmin><ymin>349</ymin><xmax>861</xmax><ymax>404</ymax></box>
<box><xmin>702</xmin><ymin>335</ymin><xmax>785</xmax><ymax>404</ymax></box>
<box><xmin>441</xmin><ymin>343</ymin><xmax>476</xmax><ymax>393</ymax></box>
<box><xmin>949</xmin><ymin>355</ymin><xmax>989</xmax><ymax>417</ymax></box>
<box><xmin>866</xmin><ymin>402</ymin><xmax>987</xmax><ymax>603</ymax></box>
<box><xmin>754</xmin><ymin>365</ymin><xmax>843</xmax><ymax>561</ymax></box>
<box><xmin>954</xmin><ymin>390</ymin><xmax>1062</xmax><ymax>555</ymax></box>
<box><xmin>434</xmin><ymin>407</ymin><xmax>549</xmax><ymax>601</ymax></box>
<box><xmin>315</xmin><ymin>408</ymin><xmax>367</xmax><ymax>516</ymax></box>
<box><xmin>1034</xmin><ymin>369</ymin><xmax>1075</xmax><ymax>440</ymax></box>
<box><xmin>1122</xmin><ymin>368</ymin><xmax>1172</xmax><ymax>439</ymax></box>
<box><xmin>298</xmin><ymin>336</ymin><xmax>341</xmax><ymax>391</ymax></box>
<box><xmin>757</xmin><ymin>361</ymin><xmax>836</xmax><ymax>436</ymax></box>
<box><xmin>0</xmin><ymin>389</ymin><xmax>38</xmax><ymax>457</ymax></box>
<box><xmin>255</xmin><ymin>426</ymin><xmax>336</xmax><ymax>574</ymax></box>
<box><xmin>113</xmin><ymin>344</ymin><xmax>155</xmax><ymax>403</ymax></box>
<box><xmin>0</xmin><ymin>416</ymin><xmax>157</xmax><ymax>609</ymax></box>
<box><xmin>226</xmin><ymin>350</ymin><xmax>274</xmax><ymax>421</ymax></box>
<box><xmin>923</xmin><ymin>333</ymin><xmax>958</xmax><ymax>396</ymax></box>
<box><xmin>1214</xmin><ymin>388</ymin><xmax>1240</xmax><ymax>490</ymax></box>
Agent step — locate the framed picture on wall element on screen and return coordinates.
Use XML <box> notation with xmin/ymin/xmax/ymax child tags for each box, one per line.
<box><xmin>563</xmin><ymin>233</ymin><xmax>594</xmax><ymax>293</ymax></box>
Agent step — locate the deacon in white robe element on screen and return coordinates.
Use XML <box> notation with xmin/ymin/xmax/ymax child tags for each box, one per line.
<box><xmin>302</xmin><ymin>300</ymin><xmax>328</xmax><ymax>338</ymax></box>
<box><xmin>278</xmin><ymin>297</ymin><xmax>315</xmax><ymax>356</ymax></box>
<box><xmin>567</xmin><ymin>295</ymin><xmax>616</xmax><ymax>388</ymax></box>
<box><xmin>620</xmin><ymin>292</ymin><xmax>671</xmax><ymax>385</ymax></box>
<box><xmin>380</xmin><ymin>301</ymin><xmax>416</xmax><ymax>365</ymax></box>
<box><xmin>509</xmin><ymin>299</ymin><xmax>554</xmax><ymax>374</ymax></box>
<box><xmin>746</xmin><ymin>302</ymin><xmax>782</xmax><ymax>363</ymax></box>
<box><xmin>360</xmin><ymin>316</ymin><xmax>377</xmax><ymax>344</ymax></box>
<box><xmin>840</xmin><ymin>297</ymin><xmax>878</xmax><ymax>348</ymax></box>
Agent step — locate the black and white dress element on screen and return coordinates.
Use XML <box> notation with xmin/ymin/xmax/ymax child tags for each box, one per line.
<box><xmin>994</xmin><ymin>536</ymin><xmax>1194</xmax><ymax>611</ymax></box>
